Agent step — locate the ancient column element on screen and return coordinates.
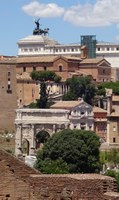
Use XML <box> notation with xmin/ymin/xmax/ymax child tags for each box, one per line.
<box><xmin>29</xmin><ymin>125</ymin><xmax>35</xmax><ymax>155</ymax></box>
<box><xmin>53</xmin><ymin>124</ymin><xmax>56</xmax><ymax>133</ymax></box>
<box><xmin>15</xmin><ymin>124</ymin><xmax>22</xmax><ymax>157</ymax></box>
<box><xmin>106</xmin><ymin>120</ymin><xmax>110</xmax><ymax>144</ymax></box>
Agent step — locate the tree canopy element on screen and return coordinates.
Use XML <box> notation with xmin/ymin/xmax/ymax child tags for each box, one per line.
<box><xmin>30</xmin><ymin>70</ymin><xmax>61</xmax><ymax>83</ymax></box>
<box><xmin>97</xmin><ymin>82</ymin><xmax>119</xmax><ymax>96</ymax></box>
<box><xmin>30</xmin><ymin>70</ymin><xmax>61</xmax><ymax>108</ymax></box>
<box><xmin>35</xmin><ymin>129</ymin><xmax>100</xmax><ymax>173</ymax></box>
<box><xmin>62</xmin><ymin>76</ymin><xmax>96</xmax><ymax>105</ymax></box>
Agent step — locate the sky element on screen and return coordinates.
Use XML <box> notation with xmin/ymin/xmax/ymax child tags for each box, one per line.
<box><xmin>1</xmin><ymin>0</ymin><xmax>119</xmax><ymax>56</ymax></box>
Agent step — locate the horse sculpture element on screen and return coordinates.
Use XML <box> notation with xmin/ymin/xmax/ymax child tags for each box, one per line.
<box><xmin>33</xmin><ymin>19</ymin><xmax>49</xmax><ymax>36</ymax></box>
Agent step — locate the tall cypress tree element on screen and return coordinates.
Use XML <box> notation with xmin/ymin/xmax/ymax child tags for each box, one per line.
<box><xmin>37</xmin><ymin>82</ymin><xmax>49</xmax><ymax>108</ymax></box>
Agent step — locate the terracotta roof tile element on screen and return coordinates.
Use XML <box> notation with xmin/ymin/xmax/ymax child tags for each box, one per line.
<box><xmin>51</xmin><ymin>101</ymin><xmax>82</xmax><ymax>109</ymax></box>
<box><xmin>112</xmin><ymin>95</ymin><xmax>119</xmax><ymax>101</ymax></box>
<box><xmin>80</xmin><ymin>58</ymin><xmax>105</xmax><ymax>64</ymax></box>
<box><xmin>17</xmin><ymin>56</ymin><xmax>57</xmax><ymax>63</ymax></box>
<box><xmin>93</xmin><ymin>106</ymin><xmax>107</xmax><ymax>113</ymax></box>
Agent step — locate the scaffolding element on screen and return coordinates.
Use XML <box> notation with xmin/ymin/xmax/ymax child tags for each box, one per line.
<box><xmin>81</xmin><ymin>35</ymin><xmax>97</xmax><ymax>58</ymax></box>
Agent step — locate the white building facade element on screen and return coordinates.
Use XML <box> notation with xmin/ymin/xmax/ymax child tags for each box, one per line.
<box><xmin>17</xmin><ymin>35</ymin><xmax>119</xmax><ymax>69</ymax></box>
<box><xmin>70</xmin><ymin>101</ymin><xmax>94</xmax><ymax>131</ymax></box>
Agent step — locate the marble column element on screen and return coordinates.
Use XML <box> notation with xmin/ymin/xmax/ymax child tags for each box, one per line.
<box><xmin>29</xmin><ymin>125</ymin><xmax>35</xmax><ymax>155</ymax></box>
<box><xmin>15</xmin><ymin>124</ymin><xmax>22</xmax><ymax>156</ymax></box>
<box><xmin>53</xmin><ymin>124</ymin><xmax>56</xmax><ymax>133</ymax></box>
<box><xmin>107</xmin><ymin>120</ymin><xmax>110</xmax><ymax>144</ymax></box>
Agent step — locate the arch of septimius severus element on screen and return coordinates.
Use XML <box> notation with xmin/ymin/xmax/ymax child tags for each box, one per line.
<box><xmin>15</xmin><ymin>109</ymin><xmax>70</xmax><ymax>156</ymax></box>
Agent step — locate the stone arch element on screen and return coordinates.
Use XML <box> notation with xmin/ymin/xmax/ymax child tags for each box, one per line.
<box><xmin>22</xmin><ymin>139</ymin><xmax>30</xmax><ymax>155</ymax></box>
<box><xmin>36</xmin><ymin>130</ymin><xmax>50</xmax><ymax>149</ymax></box>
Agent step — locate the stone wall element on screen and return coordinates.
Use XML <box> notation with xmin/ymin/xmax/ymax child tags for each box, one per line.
<box><xmin>0</xmin><ymin>150</ymin><xmax>39</xmax><ymax>200</ymax></box>
<box><xmin>0</xmin><ymin>150</ymin><xmax>119</xmax><ymax>200</ymax></box>
<box><xmin>29</xmin><ymin>174</ymin><xmax>117</xmax><ymax>200</ymax></box>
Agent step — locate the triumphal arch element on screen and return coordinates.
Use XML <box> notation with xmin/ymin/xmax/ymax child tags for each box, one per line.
<box><xmin>15</xmin><ymin>108</ymin><xmax>69</xmax><ymax>156</ymax></box>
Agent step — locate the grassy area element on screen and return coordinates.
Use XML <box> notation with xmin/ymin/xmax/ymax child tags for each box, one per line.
<box><xmin>0</xmin><ymin>134</ymin><xmax>15</xmax><ymax>154</ymax></box>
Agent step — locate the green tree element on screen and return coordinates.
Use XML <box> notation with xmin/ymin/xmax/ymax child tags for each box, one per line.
<box><xmin>100</xmin><ymin>149</ymin><xmax>119</xmax><ymax>168</ymax></box>
<box><xmin>37</xmin><ymin>82</ymin><xmax>48</xmax><ymax>108</ymax></box>
<box><xmin>97</xmin><ymin>82</ymin><xmax>119</xmax><ymax>96</ymax></box>
<box><xmin>35</xmin><ymin>129</ymin><xmax>100</xmax><ymax>173</ymax></box>
<box><xmin>63</xmin><ymin>76</ymin><xmax>96</xmax><ymax>105</ymax></box>
<box><xmin>35</xmin><ymin>157</ymin><xmax>69</xmax><ymax>174</ymax></box>
<box><xmin>30</xmin><ymin>70</ymin><xmax>61</xmax><ymax>108</ymax></box>
<box><xmin>36</xmin><ymin>130</ymin><xmax>50</xmax><ymax>144</ymax></box>
<box><xmin>31</xmin><ymin>70</ymin><xmax>61</xmax><ymax>83</ymax></box>
<box><xmin>62</xmin><ymin>91</ymin><xmax>77</xmax><ymax>101</ymax></box>
<box><xmin>105</xmin><ymin>170</ymin><xmax>119</xmax><ymax>192</ymax></box>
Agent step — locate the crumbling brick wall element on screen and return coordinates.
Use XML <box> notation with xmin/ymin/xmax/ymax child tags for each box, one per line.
<box><xmin>0</xmin><ymin>150</ymin><xmax>119</xmax><ymax>200</ymax></box>
<box><xmin>29</xmin><ymin>174</ymin><xmax>118</xmax><ymax>200</ymax></box>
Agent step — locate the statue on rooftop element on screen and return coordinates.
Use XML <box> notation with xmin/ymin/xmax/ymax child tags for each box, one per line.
<box><xmin>33</xmin><ymin>19</ymin><xmax>49</xmax><ymax>36</ymax></box>
<box><xmin>35</xmin><ymin>18</ymin><xmax>40</xmax><ymax>30</ymax></box>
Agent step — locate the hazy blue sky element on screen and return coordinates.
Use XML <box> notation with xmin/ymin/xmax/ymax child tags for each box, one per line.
<box><xmin>1</xmin><ymin>0</ymin><xmax>119</xmax><ymax>56</ymax></box>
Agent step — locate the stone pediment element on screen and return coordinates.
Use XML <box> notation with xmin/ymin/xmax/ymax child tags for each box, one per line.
<box><xmin>97</xmin><ymin>59</ymin><xmax>111</xmax><ymax>67</ymax></box>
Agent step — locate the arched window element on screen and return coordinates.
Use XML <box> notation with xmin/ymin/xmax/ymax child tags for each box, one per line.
<box><xmin>59</xmin><ymin>65</ymin><xmax>62</xmax><ymax>72</ymax></box>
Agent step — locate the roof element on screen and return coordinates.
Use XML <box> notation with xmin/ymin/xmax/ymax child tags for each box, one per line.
<box><xmin>93</xmin><ymin>106</ymin><xmax>107</xmax><ymax>113</ymax></box>
<box><xmin>17</xmin><ymin>55</ymin><xmax>57</xmax><ymax>63</ymax></box>
<box><xmin>64</xmin><ymin>56</ymin><xmax>82</xmax><ymax>61</ymax></box>
<box><xmin>112</xmin><ymin>96</ymin><xmax>119</xmax><ymax>101</ymax></box>
<box><xmin>17</xmin><ymin>35</ymin><xmax>59</xmax><ymax>46</ymax></box>
<box><xmin>71</xmin><ymin>70</ymin><xmax>92</xmax><ymax>76</ymax></box>
<box><xmin>17</xmin><ymin>72</ymin><xmax>32</xmax><ymax>80</ymax></box>
<box><xmin>109</xmin><ymin>113</ymin><xmax>119</xmax><ymax>117</ymax></box>
<box><xmin>51</xmin><ymin>101</ymin><xmax>82</xmax><ymax>109</ymax></box>
<box><xmin>0</xmin><ymin>56</ymin><xmax>16</xmax><ymax>64</ymax></box>
<box><xmin>17</xmin><ymin>55</ymin><xmax>82</xmax><ymax>64</ymax></box>
<box><xmin>80</xmin><ymin>58</ymin><xmax>107</xmax><ymax>64</ymax></box>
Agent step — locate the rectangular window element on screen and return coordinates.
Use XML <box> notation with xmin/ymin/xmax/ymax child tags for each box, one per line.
<box><xmin>113</xmin><ymin>137</ymin><xmax>116</xmax><ymax>143</ymax></box>
<box><xmin>8</xmin><ymin>72</ymin><xmax>11</xmax><ymax>76</ymax></box>
<box><xmin>44</xmin><ymin>66</ymin><xmax>47</xmax><ymax>71</ymax></box>
<box><xmin>23</xmin><ymin>66</ymin><xmax>26</xmax><ymax>72</ymax></box>
<box><xmin>33</xmin><ymin>66</ymin><xmax>36</xmax><ymax>71</ymax></box>
<box><xmin>8</xmin><ymin>84</ymin><xmax>11</xmax><ymax>90</ymax></box>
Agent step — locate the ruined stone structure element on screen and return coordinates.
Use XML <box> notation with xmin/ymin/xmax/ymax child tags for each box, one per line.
<box><xmin>0</xmin><ymin>149</ymin><xmax>119</xmax><ymax>200</ymax></box>
<box><xmin>15</xmin><ymin>109</ymin><xmax>69</xmax><ymax>156</ymax></box>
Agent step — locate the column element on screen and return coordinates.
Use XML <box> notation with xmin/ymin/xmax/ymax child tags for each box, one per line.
<box><xmin>65</xmin><ymin>124</ymin><xmax>69</xmax><ymax>129</ymax></box>
<box><xmin>53</xmin><ymin>124</ymin><xmax>56</xmax><ymax>133</ymax></box>
<box><xmin>15</xmin><ymin>124</ymin><xmax>22</xmax><ymax>157</ymax></box>
<box><xmin>86</xmin><ymin>122</ymin><xmax>88</xmax><ymax>130</ymax></box>
<box><xmin>29</xmin><ymin>125</ymin><xmax>35</xmax><ymax>155</ymax></box>
<box><xmin>107</xmin><ymin>120</ymin><xmax>110</xmax><ymax>144</ymax></box>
